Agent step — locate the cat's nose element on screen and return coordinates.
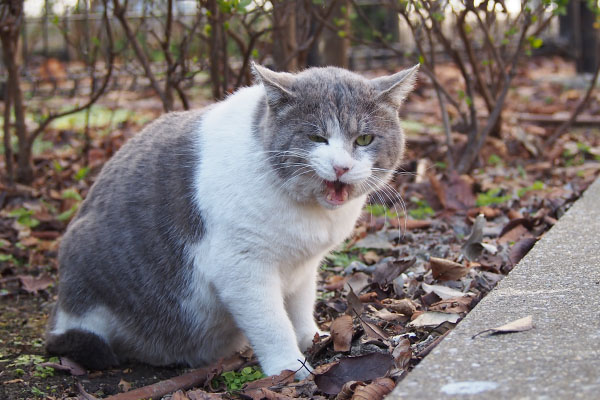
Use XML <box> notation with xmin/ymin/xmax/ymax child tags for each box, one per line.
<box><xmin>333</xmin><ymin>166</ymin><xmax>350</xmax><ymax>178</ymax></box>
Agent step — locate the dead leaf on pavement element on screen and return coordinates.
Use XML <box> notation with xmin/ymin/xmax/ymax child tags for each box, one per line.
<box><xmin>330</xmin><ymin>315</ymin><xmax>353</xmax><ymax>352</ymax></box>
<box><xmin>313</xmin><ymin>353</ymin><xmax>393</xmax><ymax>395</ymax></box>
<box><xmin>472</xmin><ymin>315</ymin><xmax>534</xmax><ymax>339</ymax></box>
<box><xmin>429</xmin><ymin>257</ymin><xmax>468</xmax><ymax>281</ymax></box>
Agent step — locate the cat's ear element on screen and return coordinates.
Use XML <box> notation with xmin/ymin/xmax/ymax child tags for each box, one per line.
<box><xmin>251</xmin><ymin>62</ymin><xmax>296</xmax><ymax>108</ymax></box>
<box><xmin>371</xmin><ymin>64</ymin><xmax>419</xmax><ymax>107</ymax></box>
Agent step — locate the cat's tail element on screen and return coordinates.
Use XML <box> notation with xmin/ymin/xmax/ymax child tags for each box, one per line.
<box><xmin>46</xmin><ymin>329</ymin><xmax>119</xmax><ymax>370</ymax></box>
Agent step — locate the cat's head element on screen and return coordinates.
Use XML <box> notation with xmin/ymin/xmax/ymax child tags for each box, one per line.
<box><xmin>252</xmin><ymin>63</ymin><xmax>418</xmax><ymax>209</ymax></box>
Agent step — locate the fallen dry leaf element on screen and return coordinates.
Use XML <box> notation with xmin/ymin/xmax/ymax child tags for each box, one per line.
<box><xmin>373</xmin><ymin>257</ymin><xmax>415</xmax><ymax>286</ymax></box>
<box><xmin>429</xmin><ymin>257</ymin><xmax>468</xmax><ymax>281</ymax></box>
<box><xmin>421</xmin><ymin>283</ymin><xmax>468</xmax><ymax>300</ymax></box>
<box><xmin>187</xmin><ymin>389</ymin><xmax>226</xmax><ymax>400</ymax></box>
<box><xmin>330</xmin><ymin>315</ymin><xmax>353</xmax><ymax>352</ymax></box>
<box><xmin>498</xmin><ymin>224</ymin><xmax>531</xmax><ymax>245</ymax></box>
<box><xmin>170</xmin><ymin>390</ymin><xmax>189</xmax><ymax>400</ymax></box>
<box><xmin>313</xmin><ymin>353</ymin><xmax>393</xmax><ymax>395</ymax></box>
<box><xmin>351</xmin><ymin>377</ymin><xmax>395</xmax><ymax>400</ymax></box>
<box><xmin>381</xmin><ymin>298</ymin><xmax>417</xmax><ymax>316</ymax></box>
<box><xmin>344</xmin><ymin>273</ymin><xmax>371</xmax><ymax>295</ymax></box>
<box><xmin>407</xmin><ymin>312</ymin><xmax>460</xmax><ymax>328</ymax></box>
<box><xmin>462</xmin><ymin>214</ymin><xmax>486</xmax><ymax>261</ymax></box>
<box><xmin>336</xmin><ymin>380</ymin><xmax>360</xmax><ymax>400</ymax></box>
<box><xmin>392</xmin><ymin>339</ymin><xmax>412</xmax><ymax>369</ymax></box>
<box><xmin>429</xmin><ymin>296</ymin><xmax>473</xmax><ymax>314</ymax></box>
<box><xmin>18</xmin><ymin>274</ymin><xmax>54</xmax><ymax>294</ymax></box>
<box><xmin>372</xmin><ymin>308</ymin><xmax>403</xmax><ymax>322</ymax></box>
<box><xmin>345</xmin><ymin>286</ymin><xmax>364</xmax><ymax>316</ymax></box>
<box><xmin>509</xmin><ymin>238</ymin><xmax>537</xmax><ymax>265</ymax></box>
<box><xmin>359</xmin><ymin>318</ymin><xmax>389</xmax><ymax>340</ymax></box>
<box><xmin>472</xmin><ymin>315</ymin><xmax>534</xmax><ymax>339</ymax></box>
<box><xmin>118</xmin><ymin>379</ymin><xmax>132</xmax><ymax>392</ymax></box>
<box><xmin>362</xmin><ymin>250</ymin><xmax>381</xmax><ymax>264</ymax></box>
<box><xmin>390</xmin><ymin>218</ymin><xmax>432</xmax><ymax>230</ymax></box>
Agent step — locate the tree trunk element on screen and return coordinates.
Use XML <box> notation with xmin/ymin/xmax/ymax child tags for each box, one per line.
<box><xmin>272</xmin><ymin>0</ymin><xmax>297</xmax><ymax>71</ymax></box>
<box><xmin>559</xmin><ymin>0</ymin><xmax>599</xmax><ymax>73</ymax></box>
<box><xmin>0</xmin><ymin>2</ymin><xmax>33</xmax><ymax>184</ymax></box>
<box><xmin>206</xmin><ymin>0</ymin><xmax>225</xmax><ymax>99</ymax></box>
<box><xmin>321</xmin><ymin>0</ymin><xmax>349</xmax><ymax>68</ymax></box>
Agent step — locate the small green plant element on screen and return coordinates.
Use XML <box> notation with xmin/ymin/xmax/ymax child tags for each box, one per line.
<box><xmin>9</xmin><ymin>354</ymin><xmax>45</xmax><ymax>367</ymax></box>
<box><xmin>8</xmin><ymin>208</ymin><xmax>40</xmax><ymax>228</ymax></box>
<box><xmin>0</xmin><ymin>253</ymin><xmax>18</xmax><ymax>264</ymax></box>
<box><xmin>325</xmin><ymin>251</ymin><xmax>359</xmax><ymax>269</ymax></box>
<box><xmin>213</xmin><ymin>366</ymin><xmax>265</xmax><ymax>391</ymax></box>
<box><xmin>74</xmin><ymin>166</ymin><xmax>90</xmax><ymax>181</ymax></box>
<box><xmin>487</xmin><ymin>154</ymin><xmax>503</xmax><ymax>167</ymax></box>
<box><xmin>30</xmin><ymin>387</ymin><xmax>45</xmax><ymax>397</ymax></box>
<box><xmin>517</xmin><ymin>180</ymin><xmax>545</xmax><ymax>197</ymax></box>
<box><xmin>476</xmin><ymin>188</ymin><xmax>512</xmax><ymax>207</ymax></box>
<box><xmin>365</xmin><ymin>204</ymin><xmax>398</xmax><ymax>218</ymax></box>
<box><xmin>34</xmin><ymin>365</ymin><xmax>55</xmax><ymax>378</ymax></box>
<box><xmin>408</xmin><ymin>197</ymin><xmax>434</xmax><ymax>220</ymax></box>
<box><xmin>56</xmin><ymin>190</ymin><xmax>83</xmax><ymax>222</ymax></box>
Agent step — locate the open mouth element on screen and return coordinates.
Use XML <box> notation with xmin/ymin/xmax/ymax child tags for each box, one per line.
<box><xmin>324</xmin><ymin>180</ymin><xmax>349</xmax><ymax>205</ymax></box>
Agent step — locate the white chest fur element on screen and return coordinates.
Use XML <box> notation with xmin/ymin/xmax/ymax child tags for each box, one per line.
<box><xmin>187</xmin><ymin>86</ymin><xmax>365</xmax><ymax>378</ymax></box>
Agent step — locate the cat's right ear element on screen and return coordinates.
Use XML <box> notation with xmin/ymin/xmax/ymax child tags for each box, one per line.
<box><xmin>251</xmin><ymin>62</ymin><xmax>296</xmax><ymax>108</ymax></box>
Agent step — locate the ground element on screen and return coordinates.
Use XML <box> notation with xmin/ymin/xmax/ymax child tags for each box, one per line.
<box><xmin>0</xmin><ymin>56</ymin><xmax>599</xmax><ymax>399</ymax></box>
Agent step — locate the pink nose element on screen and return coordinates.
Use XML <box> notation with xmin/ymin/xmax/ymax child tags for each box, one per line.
<box><xmin>334</xmin><ymin>166</ymin><xmax>350</xmax><ymax>178</ymax></box>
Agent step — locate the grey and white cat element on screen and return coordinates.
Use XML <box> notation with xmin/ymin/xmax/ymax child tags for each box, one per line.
<box><xmin>46</xmin><ymin>63</ymin><xmax>418</xmax><ymax>379</ymax></box>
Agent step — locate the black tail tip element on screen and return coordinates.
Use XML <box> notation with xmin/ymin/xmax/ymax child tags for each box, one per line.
<box><xmin>46</xmin><ymin>329</ymin><xmax>119</xmax><ymax>370</ymax></box>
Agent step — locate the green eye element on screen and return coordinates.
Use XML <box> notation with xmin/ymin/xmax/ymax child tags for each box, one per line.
<box><xmin>308</xmin><ymin>134</ymin><xmax>328</xmax><ymax>144</ymax></box>
<box><xmin>355</xmin><ymin>134</ymin><xmax>373</xmax><ymax>146</ymax></box>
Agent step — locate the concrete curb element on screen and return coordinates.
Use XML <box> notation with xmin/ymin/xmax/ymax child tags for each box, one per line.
<box><xmin>388</xmin><ymin>177</ymin><xmax>600</xmax><ymax>399</ymax></box>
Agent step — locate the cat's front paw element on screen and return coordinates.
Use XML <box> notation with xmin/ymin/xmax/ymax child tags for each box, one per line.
<box><xmin>262</xmin><ymin>356</ymin><xmax>313</xmax><ymax>381</ymax></box>
<box><xmin>298</xmin><ymin>327</ymin><xmax>328</xmax><ymax>351</ymax></box>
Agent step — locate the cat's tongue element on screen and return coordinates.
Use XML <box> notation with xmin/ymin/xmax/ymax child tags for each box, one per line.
<box><xmin>325</xmin><ymin>181</ymin><xmax>349</xmax><ymax>205</ymax></box>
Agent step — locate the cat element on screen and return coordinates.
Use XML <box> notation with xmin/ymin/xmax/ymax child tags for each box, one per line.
<box><xmin>45</xmin><ymin>63</ymin><xmax>418</xmax><ymax>379</ymax></box>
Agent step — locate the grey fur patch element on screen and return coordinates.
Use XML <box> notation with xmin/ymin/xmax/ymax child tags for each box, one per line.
<box><xmin>52</xmin><ymin>110</ymin><xmax>206</xmax><ymax>363</ymax></box>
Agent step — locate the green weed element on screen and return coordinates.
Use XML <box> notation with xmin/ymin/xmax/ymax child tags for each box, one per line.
<box><xmin>365</xmin><ymin>204</ymin><xmax>398</xmax><ymax>218</ymax></box>
<box><xmin>517</xmin><ymin>180</ymin><xmax>545</xmax><ymax>197</ymax></box>
<box><xmin>408</xmin><ymin>197</ymin><xmax>434</xmax><ymax>220</ymax></box>
<box><xmin>213</xmin><ymin>366</ymin><xmax>266</xmax><ymax>391</ymax></box>
<box><xmin>476</xmin><ymin>188</ymin><xmax>512</xmax><ymax>207</ymax></box>
<box><xmin>8</xmin><ymin>208</ymin><xmax>40</xmax><ymax>228</ymax></box>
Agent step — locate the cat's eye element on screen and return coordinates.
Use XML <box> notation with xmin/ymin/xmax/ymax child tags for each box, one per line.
<box><xmin>355</xmin><ymin>134</ymin><xmax>374</xmax><ymax>146</ymax></box>
<box><xmin>308</xmin><ymin>134</ymin><xmax>328</xmax><ymax>144</ymax></box>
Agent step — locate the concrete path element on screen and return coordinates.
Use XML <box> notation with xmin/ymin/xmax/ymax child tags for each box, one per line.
<box><xmin>389</xmin><ymin>177</ymin><xmax>600</xmax><ymax>399</ymax></box>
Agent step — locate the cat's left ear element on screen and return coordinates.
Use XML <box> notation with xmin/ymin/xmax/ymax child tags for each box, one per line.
<box><xmin>251</xmin><ymin>62</ymin><xmax>297</xmax><ymax>108</ymax></box>
<box><xmin>371</xmin><ymin>64</ymin><xmax>419</xmax><ymax>107</ymax></box>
